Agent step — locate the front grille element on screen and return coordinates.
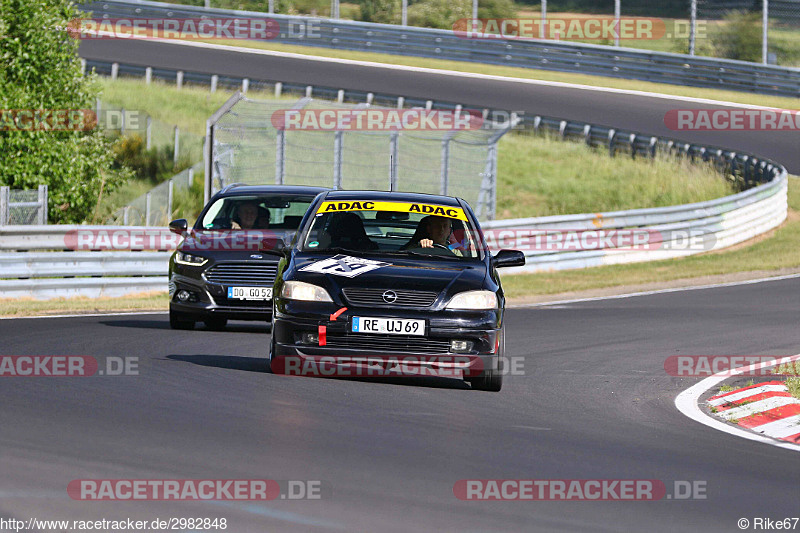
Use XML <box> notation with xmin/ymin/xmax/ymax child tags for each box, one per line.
<box><xmin>205</xmin><ymin>262</ymin><xmax>278</xmax><ymax>286</ymax></box>
<box><xmin>324</xmin><ymin>333</ymin><xmax>451</xmax><ymax>354</ymax></box>
<box><xmin>342</xmin><ymin>288</ymin><xmax>438</xmax><ymax>307</ymax></box>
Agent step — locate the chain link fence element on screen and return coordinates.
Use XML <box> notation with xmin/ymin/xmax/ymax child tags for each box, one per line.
<box><xmin>0</xmin><ymin>186</ymin><xmax>48</xmax><ymax>225</ymax></box>
<box><xmin>207</xmin><ymin>94</ymin><xmax>515</xmax><ymax>220</ymax></box>
<box><xmin>106</xmin><ymin>162</ymin><xmax>203</xmax><ymax>226</ymax></box>
<box><xmin>95</xmin><ymin>99</ymin><xmax>204</xmax><ymax>163</ymax></box>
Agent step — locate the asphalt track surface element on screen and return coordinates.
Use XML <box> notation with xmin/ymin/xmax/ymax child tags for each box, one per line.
<box><xmin>2</xmin><ymin>278</ymin><xmax>800</xmax><ymax>532</ymax></box>
<box><xmin>78</xmin><ymin>38</ymin><xmax>800</xmax><ymax>173</ymax></box>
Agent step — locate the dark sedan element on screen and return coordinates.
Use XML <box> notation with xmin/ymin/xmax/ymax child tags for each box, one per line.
<box><xmin>168</xmin><ymin>184</ymin><xmax>328</xmax><ymax>330</ymax></box>
<box><xmin>269</xmin><ymin>190</ymin><xmax>525</xmax><ymax>391</ymax></box>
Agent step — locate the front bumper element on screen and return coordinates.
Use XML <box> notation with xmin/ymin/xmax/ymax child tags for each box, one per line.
<box><xmin>272</xmin><ymin>301</ymin><xmax>502</xmax><ymax>378</ymax></box>
<box><xmin>170</xmin><ymin>272</ymin><xmax>272</xmax><ymax>321</ymax></box>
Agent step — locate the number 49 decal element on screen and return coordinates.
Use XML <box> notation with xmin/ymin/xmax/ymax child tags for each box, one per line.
<box><xmin>299</xmin><ymin>255</ymin><xmax>391</xmax><ymax>278</ymax></box>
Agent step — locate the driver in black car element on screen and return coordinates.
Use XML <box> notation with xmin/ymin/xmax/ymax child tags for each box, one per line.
<box><xmin>402</xmin><ymin>215</ymin><xmax>461</xmax><ymax>255</ymax></box>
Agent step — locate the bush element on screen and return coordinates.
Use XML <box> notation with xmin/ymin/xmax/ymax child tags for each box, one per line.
<box><xmin>711</xmin><ymin>10</ymin><xmax>762</xmax><ymax>63</ymax></box>
<box><xmin>0</xmin><ymin>0</ymin><xmax>131</xmax><ymax>224</ymax></box>
<box><xmin>406</xmin><ymin>0</ymin><xmax>470</xmax><ymax>29</ymax></box>
<box><xmin>359</xmin><ymin>0</ymin><xmax>400</xmax><ymax>24</ymax></box>
<box><xmin>111</xmin><ymin>134</ymin><xmax>193</xmax><ymax>185</ymax></box>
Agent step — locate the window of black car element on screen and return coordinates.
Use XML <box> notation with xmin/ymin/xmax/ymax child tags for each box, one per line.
<box><xmin>300</xmin><ymin>208</ymin><xmax>481</xmax><ymax>259</ymax></box>
<box><xmin>199</xmin><ymin>195</ymin><xmax>313</xmax><ymax>231</ymax></box>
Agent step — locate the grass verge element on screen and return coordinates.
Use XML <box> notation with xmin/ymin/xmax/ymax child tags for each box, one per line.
<box><xmin>502</xmin><ymin>176</ymin><xmax>800</xmax><ymax>299</ymax></box>
<box><xmin>184</xmin><ymin>37</ymin><xmax>800</xmax><ymax>110</ymax></box>
<box><xmin>97</xmin><ymin>78</ymin><xmax>736</xmax><ymax>220</ymax></box>
<box><xmin>0</xmin><ymin>293</ymin><xmax>168</xmax><ymax>318</ymax></box>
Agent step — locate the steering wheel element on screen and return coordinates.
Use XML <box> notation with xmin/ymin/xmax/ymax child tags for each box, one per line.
<box><xmin>432</xmin><ymin>243</ymin><xmax>450</xmax><ymax>250</ymax></box>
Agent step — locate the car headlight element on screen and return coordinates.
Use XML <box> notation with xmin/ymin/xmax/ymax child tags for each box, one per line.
<box><xmin>281</xmin><ymin>281</ymin><xmax>333</xmax><ymax>302</ymax></box>
<box><xmin>446</xmin><ymin>290</ymin><xmax>498</xmax><ymax>310</ymax></box>
<box><xmin>175</xmin><ymin>251</ymin><xmax>208</xmax><ymax>266</ymax></box>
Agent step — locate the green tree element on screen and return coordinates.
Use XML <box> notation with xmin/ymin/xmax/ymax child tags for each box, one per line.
<box><xmin>0</xmin><ymin>0</ymin><xmax>131</xmax><ymax>223</ymax></box>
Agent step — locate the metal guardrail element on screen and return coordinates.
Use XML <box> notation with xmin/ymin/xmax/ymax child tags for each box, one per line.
<box><xmin>78</xmin><ymin>0</ymin><xmax>800</xmax><ymax>97</ymax></box>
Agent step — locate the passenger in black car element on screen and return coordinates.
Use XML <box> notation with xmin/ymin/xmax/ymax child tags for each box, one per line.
<box><xmin>323</xmin><ymin>212</ymin><xmax>379</xmax><ymax>251</ymax></box>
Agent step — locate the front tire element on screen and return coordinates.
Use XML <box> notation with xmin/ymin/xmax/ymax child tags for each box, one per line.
<box><xmin>169</xmin><ymin>308</ymin><xmax>195</xmax><ymax>330</ymax></box>
<box><xmin>470</xmin><ymin>328</ymin><xmax>504</xmax><ymax>392</ymax></box>
<box><xmin>268</xmin><ymin>334</ymin><xmax>282</xmax><ymax>374</ymax></box>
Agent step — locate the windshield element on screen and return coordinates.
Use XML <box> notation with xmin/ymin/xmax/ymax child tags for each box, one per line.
<box><xmin>198</xmin><ymin>195</ymin><xmax>314</xmax><ymax>231</ymax></box>
<box><xmin>301</xmin><ymin>200</ymin><xmax>481</xmax><ymax>259</ymax></box>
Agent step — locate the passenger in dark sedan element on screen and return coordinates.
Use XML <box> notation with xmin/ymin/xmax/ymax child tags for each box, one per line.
<box><xmin>323</xmin><ymin>212</ymin><xmax>378</xmax><ymax>251</ymax></box>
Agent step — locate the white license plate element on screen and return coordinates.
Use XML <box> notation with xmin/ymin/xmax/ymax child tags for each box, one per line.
<box><xmin>352</xmin><ymin>317</ymin><xmax>425</xmax><ymax>336</ymax></box>
<box><xmin>227</xmin><ymin>287</ymin><xmax>273</xmax><ymax>300</ymax></box>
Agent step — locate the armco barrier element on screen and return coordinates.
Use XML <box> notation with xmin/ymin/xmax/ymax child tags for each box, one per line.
<box><xmin>78</xmin><ymin>0</ymin><xmax>800</xmax><ymax>97</ymax></box>
<box><xmin>0</xmin><ymin>169</ymin><xmax>788</xmax><ymax>299</ymax></box>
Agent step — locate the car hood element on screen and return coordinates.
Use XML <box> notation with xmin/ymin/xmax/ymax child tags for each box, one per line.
<box><xmin>289</xmin><ymin>253</ymin><xmax>487</xmax><ymax>297</ymax></box>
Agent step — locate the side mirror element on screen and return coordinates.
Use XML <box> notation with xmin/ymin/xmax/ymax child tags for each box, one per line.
<box><xmin>493</xmin><ymin>249</ymin><xmax>525</xmax><ymax>268</ymax></box>
<box><xmin>169</xmin><ymin>219</ymin><xmax>188</xmax><ymax>236</ymax></box>
<box><xmin>260</xmin><ymin>238</ymin><xmax>287</xmax><ymax>255</ymax></box>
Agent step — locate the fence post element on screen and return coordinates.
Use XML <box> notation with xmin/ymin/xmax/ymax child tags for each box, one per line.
<box><xmin>0</xmin><ymin>186</ymin><xmax>8</xmax><ymax>226</ymax></box>
<box><xmin>242</xmin><ymin>78</ymin><xmax>249</xmax><ymax>94</ymax></box>
<box><xmin>37</xmin><ymin>185</ymin><xmax>48</xmax><ymax>224</ymax></box>
<box><xmin>146</xmin><ymin>116</ymin><xmax>152</xmax><ymax>150</ymax></box>
<box><xmin>111</xmin><ymin>62</ymin><xmax>119</xmax><ymax>80</ymax></box>
<box><xmin>397</xmin><ymin>96</ymin><xmax>404</xmax><ymax>109</ymax></box>
<box><xmin>275</xmin><ymin>129</ymin><xmax>286</xmax><ymax>184</ymax></box>
<box><xmin>210</xmin><ymin>75</ymin><xmax>218</xmax><ymax>93</ymax></box>
<box><xmin>168</xmin><ymin>178</ymin><xmax>174</xmax><ymax>220</ymax></box>
<box><xmin>145</xmin><ymin>67</ymin><xmax>152</xmax><ymax>84</ymax></box>
<box><xmin>390</xmin><ymin>132</ymin><xmax>399</xmax><ymax>191</ymax></box>
<box><xmin>333</xmin><ymin>131</ymin><xmax>343</xmax><ymax>190</ymax></box>
<box><xmin>440</xmin><ymin>139</ymin><xmax>450</xmax><ymax>196</ymax></box>
<box><xmin>96</xmin><ymin>98</ymin><xmax>101</xmax><ymax>123</ymax></box>
<box><xmin>607</xmin><ymin>129</ymin><xmax>616</xmax><ymax>157</ymax></box>
<box><xmin>145</xmin><ymin>191</ymin><xmax>152</xmax><ymax>226</ymax></box>
<box><xmin>123</xmin><ymin>205</ymin><xmax>130</xmax><ymax>225</ymax></box>
<box><xmin>337</xmin><ymin>89</ymin><xmax>344</xmax><ymax>103</ymax></box>
<box><xmin>176</xmin><ymin>70</ymin><xmax>184</xmax><ymax>90</ymax></box>
<box><xmin>366</xmin><ymin>92</ymin><xmax>374</xmax><ymax>105</ymax></box>
<box><xmin>489</xmin><ymin>144</ymin><xmax>498</xmax><ymax>220</ymax></box>
<box><xmin>80</xmin><ymin>59</ymin><xmax>86</xmax><ymax>76</ymax></box>
<box><xmin>173</xmin><ymin>126</ymin><xmax>180</xmax><ymax>166</ymax></box>
<box><xmin>274</xmin><ymin>82</ymin><xmax>282</xmax><ymax>98</ymax></box>
<box><xmin>305</xmin><ymin>85</ymin><xmax>313</xmax><ymax>98</ymax></box>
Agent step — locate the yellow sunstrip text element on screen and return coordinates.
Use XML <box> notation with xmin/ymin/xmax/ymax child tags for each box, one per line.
<box><xmin>318</xmin><ymin>200</ymin><xmax>468</xmax><ymax>221</ymax></box>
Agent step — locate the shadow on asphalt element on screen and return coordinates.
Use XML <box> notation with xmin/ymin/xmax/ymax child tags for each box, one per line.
<box><xmin>100</xmin><ymin>319</ymin><xmax>271</xmax><ymax>333</ymax></box>
<box><xmin>166</xmin><ymin>353</ymin><xmax>471</xmax><ymax>389</ymax></box>
<box><xmin>166</xmin><ymin>354</ymin><xmax>267</xmax><ymax>373</ymax></box>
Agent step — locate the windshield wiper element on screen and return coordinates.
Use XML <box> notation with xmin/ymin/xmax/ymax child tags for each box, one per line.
<box><xmin>384</xmin><ymin>250</ymin><xmax>462</xmax><ymax>260</ymax></box>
